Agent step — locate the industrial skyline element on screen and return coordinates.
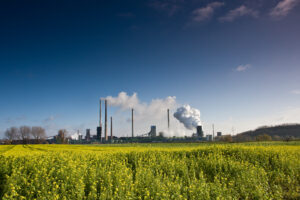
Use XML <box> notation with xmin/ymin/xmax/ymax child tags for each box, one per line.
<box><xmin>0</xmin><ymin>0</ymin><xmax>300</xmax><ymax>137</ymax></box>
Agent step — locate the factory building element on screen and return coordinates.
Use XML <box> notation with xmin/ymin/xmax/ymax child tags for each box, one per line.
<box><xmin>197</xmin><ymin>126</ymin><xmax>204</xmax><ymax>137</ymax></box>
<box><xmin>97</xmin><ymin>127</ymin><xmax>102</xmax><ymax>141</ymax></box>
<box><xmin>85</xmin><ymin>129</ymin><xmax>91</xmax><ymax>141</ymax></box>
<box><xmin>148</xmin><ymin>126</ymin><xmax>157</xmax><ymax>137</ymax></box>
<box><xmin>206</xmin><ymin>135</ymin><xmax>213</xmax><ymax>141</ymax></box>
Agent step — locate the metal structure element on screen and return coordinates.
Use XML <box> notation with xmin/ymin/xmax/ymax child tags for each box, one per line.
<box><xmin>167</xmin><ymin>109</ymin><xmax>170</xmax><ymax>129</ymax></box>
<box><xmin>97</xmin><ymin>99</ymin><xmax>102</xmax><ymax>141</ymax></box>
<box><xmin>105</xmin><ymin>99</ymin><xmax>108</xmax><ymax>141</ymax></box>
<box><xmin>100</xmin><ymin>99</ymin><xmax>102</xmax><ymax>128</ymax></box>
<box><xmin>97</xmin><ymin>127</ymin><xmax>102</xmax><ymax>140</ymax></box>
<box><xmin>85</xmin><ymin>129</ymin><xmax>91</xmax><ymax>141</ymax></box>
<box><xmin>212</xmin><ymin>124</ymin><xmax>215</xmax><ymax>141</ymax></box>
<box><xmin>197</xmin><ymin>126</ymin><xmax>204</xmax><ymax>137</ymax></box>
<box><xmin>110</xmin><ymin>116</ymin><xmax>113</xmax><ymax>142</ymax></box>
<box><xmin>148</xmin><ymin>126</ymin><xmax>156</xmax><ymax>137</ymax></box>
<box><xmin>131</xmin><ymin>108</ymin><xmax>134</xmax><ymax>138</ymax></box>
<box><xmin>206</xmin><ymin>134</ymin><xmax>213</xmax><ymax>141</ymax></box>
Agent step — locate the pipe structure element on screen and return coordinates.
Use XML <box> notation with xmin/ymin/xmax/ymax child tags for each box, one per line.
<box><xmin>99</xmin><ymin>99</ymin><xmax>102</xmax><ymax>128</ymax></box>
<box><xmin>105</xmin><ymin>99</ymin><xmax>108</xmax><ymax>141</ymax></box>
<box><xmin>110</xmin><ymin>116</ymin><xmax>113</xmax><ymax>142</ymax></box>
<box><xmin>167</xmin><ymin>109</ymin><xmax>170</xmax><ymax>129</ymax></box>
<box><xmin>131</xmin><ymin>108</ymin><xmax>134</xmax><ymax>138</ymax></box>
<box><xmin>100</xmin><ymin>99</ymin><xmax>102</xmax><ymax>142</ymax></box>
<box><xmin>212</xmin><ymin>124</ymin><xmax>215</xmax><ymax>141</ymax></box>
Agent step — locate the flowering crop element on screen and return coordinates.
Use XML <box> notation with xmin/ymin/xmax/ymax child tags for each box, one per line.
<box><xmin>0</xmin><ymin>142</ymin><xmax>299</xmax><ymax>199</ymax></box>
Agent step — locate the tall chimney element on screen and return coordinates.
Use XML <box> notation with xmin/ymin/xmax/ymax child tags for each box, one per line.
<box><xmin>212</xmin><ymin>124</ymin><xmax>215</xmax><ymax>141</ymax></box>
<box><xmin>167</xmin><ymin>109</ymin><xmax>170</xmax><ymax>129</ymax></box>
<box><xmin>131</xmin><ymin>108</ymin><xmax>134</xmax><ymax>138</ymax></box>
<box><xmin>105</xmin><ymin>99</ymin><xmax>108</xmax><ymax>141</ymax></box>
<box><xmin>99</xmin><ymin>99</ymin><xmax>102</xmax><ymax>127</ymax></box>
<box><xmin>110</xmin><ymin>116</ymin><xmax>113</xmax><ymax>142</ymax></box>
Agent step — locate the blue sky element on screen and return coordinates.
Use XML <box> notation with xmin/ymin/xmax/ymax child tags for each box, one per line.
<box><xmin>0</xmin><ymin>0</ymin><xmax>300</xmax><ymax>137</ymax></box>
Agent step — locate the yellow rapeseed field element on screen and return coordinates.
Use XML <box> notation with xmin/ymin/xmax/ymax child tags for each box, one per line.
<box><xmin>0</xmin><ymin>142</ymin><xmax>299</xmax><ymax>200</ymax></box>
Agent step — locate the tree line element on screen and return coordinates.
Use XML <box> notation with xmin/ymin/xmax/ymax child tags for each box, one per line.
<box><xmin>3</xmin><ymin>126</ymin><xmax>71</xmax><ymax>144</ymax></box>
<box><xmin>4</xmin><ymin>126</ymin><xmax>46</xmax><ymax>144</ymax></box>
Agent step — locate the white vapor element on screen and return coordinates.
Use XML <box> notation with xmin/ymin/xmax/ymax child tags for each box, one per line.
<box><xmin>173</xmin><ymin>105</ymin><xmax>201</xmax><ymax>130</ymax></box>
<box><xmin>270</xmin><ymin>0</ymin><xmax>299</xmax><ymax>17</ymax></box>
<box><xmin>219</xmin><ymin>5</ymin><xmax>258</xmax><ymax>22</ymax></box>
<box><xmin>235</xmin><ymin>64</ymin><xmax>251</xmax><ymax>72</ymax></box>
<box><xmin>70</xmin><ymin>131</ymin><xmax>82</xmax><ymax>140</ymax></box>
<box><xmin>192</xmin><ymin>2</ymin><xmax>224</xmax><ymax>22</ymax></box>
<box><xmin>105</xmin><ymin>92</ymin><xmax>140</xmax><ymax>111</ymax></box>
<box><xmin>105</xmin><ymin>92</ymin><xmax>176</xmax><ymax>116</ymax></box>
<box><xmin>104</xmin><ymin>92</ymin><xmax>193</xmax><ymax>137</ymax></box>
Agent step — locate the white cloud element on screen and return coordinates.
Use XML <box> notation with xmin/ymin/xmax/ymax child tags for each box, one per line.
<box><xmin>219</xmin><ymin>5</ymin><xmax>258</xmax><ymax>22</ymax></box>
<box><xmin>235</xmin><ymin>64</ymin><xmax>251</xmax><ymax>72</ymax></box>
<box><xmin>270</xmin><ymin>0</ymin><xmax>299</xmax><ymax>17</ymax></box>
<box><xmin>291</xmin><ymin>90</ymin><xmax>300</xmax><ymax>94</ymax></box>
<box><xmin>192</xmin><ymin>2</ymin><xmax>224</xmax><ymax>22</ymax></box>
<box><xmin>104</xmin><ymin>92</ymin><xmax>195</xmax><ymax>137</ymax></box>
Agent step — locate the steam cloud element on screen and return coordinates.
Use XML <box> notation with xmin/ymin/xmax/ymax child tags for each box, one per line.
<box><xmin>103</xmin><ymin>92</ymin><xmax>196</xmax><ymax>137</ymax></box>
<box><xmin>173</xmin><ymin>105</ymin><xmax>201</xmax><ymax>130</ymax></box>
<box><xmin>105</xmin><ymin>92</ymin><xmax>176</xmax><ymax>116</ymax></box>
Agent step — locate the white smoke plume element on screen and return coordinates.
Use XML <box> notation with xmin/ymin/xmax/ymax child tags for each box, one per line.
<box><xmin>103</xmin><ymin>92</ymin><xmax>194</xmax><ymax>137</ymax></box>
<box><xmin>105</xmin><ymin>92</ymin><xmax>176</xmax><ymax>117</ymax></box>
<box><xmin>173</xmin><ymin>105</ymin><xmax>201</xmax><ymax>130</ymax></box>
<box><xmin>105</xmin><ymin>92</ymin><xmax>141</xmax><ymax>111</ymax></box>
<box><xmin>70</xmin><ymin>131</ymin><xmax>82</xmax><ymax>140</ymax></box>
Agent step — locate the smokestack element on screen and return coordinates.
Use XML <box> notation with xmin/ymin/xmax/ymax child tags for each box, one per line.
<box><xmin>99</xmin><ymin>99</ymin><xmax>102</xmax><ymax>127</ymax></box>
<box><xmin>212</xmin><ymin>124</ymin><xmax>215</xmax><ymax>141</ymax></box>
<box><xmin>131</xmin><ymin>108</ymin><xmax>134</xmax><ymax>138</ymax></box>
<box><xmin>167</xmin><ymin>109</ymin><xmax>170</xmax><ymax>129</ymax></box>
<box><xmin>99</xmin><ymin>99</ymin><xmax>102</xmax><ymax>142</ymax></box>
<box><xmin>105</xmin><ymin>99</ymin><xmax>108</xmax><ymax>141</ymax></box>
<box><xmin>110</xmin><ymin>116</ymin><xmax>113</xmax><ymax>142</ymax></box>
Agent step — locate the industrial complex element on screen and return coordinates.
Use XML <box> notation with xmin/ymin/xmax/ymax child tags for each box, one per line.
<box><xmin>49</xmin><ymin>98</ymin><xmax>222</xmax><ymax>144</ymax></box>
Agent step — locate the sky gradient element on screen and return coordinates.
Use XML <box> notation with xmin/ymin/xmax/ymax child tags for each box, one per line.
<box><xmin>1</xmin><ymin>0</ymin><xmax>300</xmax><ymax>137</ymax></box>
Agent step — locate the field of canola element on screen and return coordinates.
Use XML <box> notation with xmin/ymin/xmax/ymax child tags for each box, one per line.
<box><xmin>0</xmin><ymin>142</ymin><xmax>299</xmax><ymax>200</ymax></box>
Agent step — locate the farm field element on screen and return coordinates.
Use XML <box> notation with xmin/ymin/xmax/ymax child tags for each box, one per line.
<box><xmin>0</xmin><ymin>142</ymin><xmax>299</xmax><ymax>200</ymax></box>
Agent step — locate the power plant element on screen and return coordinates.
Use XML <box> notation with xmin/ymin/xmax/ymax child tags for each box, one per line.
<box><xmin>66</xmin><ymin>99</ymin><xmax>220</xmax><ymax>144</ymax></box>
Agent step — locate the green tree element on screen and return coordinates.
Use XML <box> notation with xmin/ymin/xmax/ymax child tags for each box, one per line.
<box><xmin>256</xmin><ymin>134</ymin><xmax>272</xmax><ymax>141</ymax></box>
<box><xmin>57</xmin><ymin>129</ymin><xmax>68</xmax><ymax>144</ymax></box>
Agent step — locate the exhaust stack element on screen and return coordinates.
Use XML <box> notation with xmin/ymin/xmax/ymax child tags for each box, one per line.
<box><xmin>212</xmin><ymin>124</ymin><xmax>215</xmax><ymax>141</ymax></box>
<box><xmin>131</xmin><ymin>108</ymin><xmax>134</xmax><ymax>138</ymax></box>
<box><xmin>110</xmin><ymin>116</ymin><xmax>113</xmax><ymax>142</ymax></box>
<box><xmin>167</xmin><ymin>109</ymin><xmax>170</xmax><ymax>129</ymax></box>
<box><xmin>99</xmin><ymin>99</ymin><xmax>102</xmax><ymax>127</ymax></box>
<box><xmin>97</xmin><ymin>99</ymin><xmax>102</xmax><ymax>141</ymax></box>
<box><xmin>105</xmin><ymin>99</ymin><xmax>108</xmax><ymax>141</ymax></box>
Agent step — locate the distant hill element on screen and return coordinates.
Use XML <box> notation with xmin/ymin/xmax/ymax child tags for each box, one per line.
<box><xmin>236</xmin><ymin>124</ymin><xmax>300</xmax><ymax>139</ymax></box>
